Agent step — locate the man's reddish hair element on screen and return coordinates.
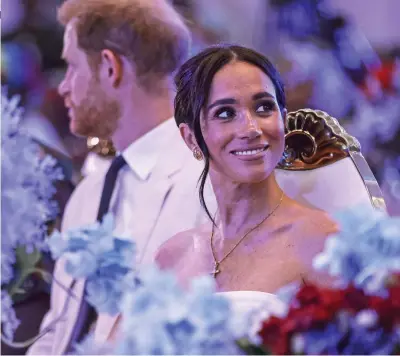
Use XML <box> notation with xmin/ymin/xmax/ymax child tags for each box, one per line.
<box><xmin>58</xmin><ymin>0</ymin><xmax>191</xmax><ymax>88</ymax></box>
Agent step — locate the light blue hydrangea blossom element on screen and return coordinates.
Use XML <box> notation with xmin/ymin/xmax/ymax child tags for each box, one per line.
<box><xmin>1</xmin><ymin>92</ymin><xmax>62</xmax><ymax>258</ymax></box>
<box><xmin>112</xmin><ymin>267</ymin><xmax>242</xmax><ymax>355</ymax></box>
<box><xmin>1</xmin><ymin>90</ymin><xmax>62</xmax><ymax>339</ymax></box>
<box><xmin>47</xmin><ymin>213</ymin><xmax>136</xmax><ymax>315</ymax></box>
<box><xmin>72</xmin><ymin>266</ymin><xmax>244</xmax><ymax>355</ymax></box>
<box><xmin>1</xmin><ymin>291</ymin><xmax>20</xmax><ymax>340</ymax></box>
<box><xmin>72</xmin><ymin>335</ymin><xmax>114</xmax><ymax>355</ymax></box>
<box><xmin>313</xmin><ymin>205</ymin><xmax>400</xmax><ymax>294</ymax></box>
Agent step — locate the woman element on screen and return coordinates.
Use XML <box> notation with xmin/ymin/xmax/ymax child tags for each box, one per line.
<box><xmin>156</xmin><ymin>44</ymin><xmax>337</xmax><ymax>294</ymax></box>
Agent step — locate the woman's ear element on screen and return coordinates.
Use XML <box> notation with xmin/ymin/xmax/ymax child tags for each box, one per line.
<box><xmin>179</xmin><ymin>123</ymin><xmax>200</xmax><ymax>151</ymax></box>
<box><xmin>100</xmin><ymin>49</ymin><xmax>123</xmax><ymax>87</ymax></box>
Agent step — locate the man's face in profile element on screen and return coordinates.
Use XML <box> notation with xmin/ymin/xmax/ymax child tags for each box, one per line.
<box><xmin>58</xmin><ymin>20</ymin><xmax>119</xmax><ymax>139</ymax></box>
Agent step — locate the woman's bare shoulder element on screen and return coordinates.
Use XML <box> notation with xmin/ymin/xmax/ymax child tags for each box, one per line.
<box><xmin>288</xmin><ymin>207</ymin><xmax>337</xmax><ymax>266</ymax></box>
<box><xmin>294</xmin><ymin>206</ymin><xmax>338</xmax><ymax>238</ymax></box>
<box><xmin>289</xmin><ymin>207</ymin><xmax>339</xmax><ymax>287</ymax></box>
<box><xmin>155</xmin><ymin>224</ymin><xmax>210</xmax><ymax>270</ymax></box>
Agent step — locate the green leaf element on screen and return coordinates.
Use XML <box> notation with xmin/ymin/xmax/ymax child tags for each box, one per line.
<box><xmin>15</xmin><ymin>246</ymin><xmax>42</xmax><ymax>274</ymax></box>
<box><xmin>236</xmin><ymin>338</ymin><xmax>270</xmax><ymax>355</ymax></box>
<box><xmin>12</xmin><ymin>287</ymin><xmax>27</xmax><ymax>295</ymax></box>
<box><xmin>7</xmin><ymin>247</ymin><xmax>43</xmax><ymax>298</ymax></box>
<box><xmin>7</xmin><ymin>246</ymin><xmax>42</xmax><ymax>301</ymax></box>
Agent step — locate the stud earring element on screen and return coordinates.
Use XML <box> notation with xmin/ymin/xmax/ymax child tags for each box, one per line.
<box><xmin>193</xmin><ymin>147</ymin><xmax>203</xmax><ymax>161</ymax></box>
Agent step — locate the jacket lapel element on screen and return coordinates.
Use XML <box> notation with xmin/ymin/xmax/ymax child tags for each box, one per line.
<box><xmin>133</xmin><ymin>129</ymin><xmax>188</xmax><ymax>264</ymax></box>
<box><xmin>57</xmin><ymin>277</ymin><xmax>86</xmax><ymax>354</ymax></box>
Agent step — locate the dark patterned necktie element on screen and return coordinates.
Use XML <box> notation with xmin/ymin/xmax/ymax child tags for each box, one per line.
<box><xmin>97</xmin><ymin>154</ymin><xmax>127</xmax><ymax>221</ymax></box>
<box><xmin>74</xmin><ymin>154</ymin><xmax>127</xmax><ymax>345</ymax></box>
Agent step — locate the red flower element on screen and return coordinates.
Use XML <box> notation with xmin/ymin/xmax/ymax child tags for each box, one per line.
<box><xmin>319</xmin><ymin>289</ymin><xmax>344</xmax><ymax>310</ymax></box>
<box><xmin>258</xmin><ymin>283</ymin><xmax>345</xmax><ymax>353</ymax></box>
<box><xmin>341</xmin><ymin>285</ymin><xmax>370</xmax><ymax>312</ymax></box>
<box><xmin>389</xmin><ymin>285</ymin><xmax>400</xmax><ymax>310</ymax></box>
<box><xmin>368</xmin><ymin>284</ymin><xmax>400</xmax><ymax>331</ymax></box>
<box><xmin>388</xmin><ymin>286</ymin><xmax>400</xmax><ymax>326</ymax></box>
<box><xmin>257</xmin><ymin>278</ymin><xmax>400</xmax><ymax>355</ymax></box>
<box><xmin>286</xmin><ymin>305</ymin><xmax>334</xmax><ymax>331</ymax></box>
<box><xmin>292</xmin><ymin>284</ymin><xmax>344</xmax><ymax>322</ymax></box>
<box><xmin>295</xmin><ymin>284</ymin><xmax>322</xmax><ymax>306</ymax></box>
<box><xmin>258</xmin><ymin>316</ymin><xmax>290</xmax><ymax>355</ymax></box>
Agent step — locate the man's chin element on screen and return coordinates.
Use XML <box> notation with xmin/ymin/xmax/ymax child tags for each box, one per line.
<box><xmin>69</xmin><ymin>119</ymin><xmax>93</xmax><ymax>138</ymax></box>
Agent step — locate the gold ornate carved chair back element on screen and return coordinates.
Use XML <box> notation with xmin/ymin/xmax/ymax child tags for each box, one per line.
<box><xmin>275</xmin><ymin>109</ymin><xmax>387</xmax><ymax>213</ymax></box>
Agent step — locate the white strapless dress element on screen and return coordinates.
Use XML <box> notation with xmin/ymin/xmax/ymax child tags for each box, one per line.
<box><xmin>216</xmin><ymin>291</ymin><xmax>287</xmax><ymax>340</ymax></box>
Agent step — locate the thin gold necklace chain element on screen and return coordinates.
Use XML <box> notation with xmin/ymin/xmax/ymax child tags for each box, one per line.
<box><xmin>210</xmin><ymin>191</ymin><xmax>284</xmax><ymax>276</ymax></box>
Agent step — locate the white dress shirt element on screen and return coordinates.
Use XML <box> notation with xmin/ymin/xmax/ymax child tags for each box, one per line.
<box><xmin>27</xmin><ymin>118</ymin><xmax>216</xmax><ymax>354</ymax></box>
<box><xmin>94</xmin><ymin>119</ymin><xmax>182</xmax><ymax>342</ymax></box>
<box><xmin>108</xmin><ymin>119</ymin><xmax>180</xmax><ymax>260</ymax></box>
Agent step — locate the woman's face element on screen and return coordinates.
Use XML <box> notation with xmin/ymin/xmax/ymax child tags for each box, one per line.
<box><xmin>201</xmin><ymin>61</ymin><xmax>286</xmax><ymax>183</ymax></box>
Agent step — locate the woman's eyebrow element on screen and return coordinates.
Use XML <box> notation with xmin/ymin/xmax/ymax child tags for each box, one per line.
<box><xmin>207</xmin><ymin>98</ymin><xmax>237</xmax><ymax>110</ymax></box>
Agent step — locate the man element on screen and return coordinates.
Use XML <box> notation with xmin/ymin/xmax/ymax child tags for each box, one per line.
<box><xmin>28</xmin><ymin>0</ymin><xmax>214</xmax><ymax>354</ymax></box>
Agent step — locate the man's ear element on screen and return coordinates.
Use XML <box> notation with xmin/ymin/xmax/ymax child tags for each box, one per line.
<box><xmin>100</xmin><ymin>49</ymin><xmax>123</xmax><ymax>87</ymax></box>
<box><xmin>179</xmin><ymin>123</ymin><xmax>200</xmax><ymax>152</ymax></box>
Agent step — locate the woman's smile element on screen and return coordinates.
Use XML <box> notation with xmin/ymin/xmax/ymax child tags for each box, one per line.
<box><xmin>230</xmin><ymin>144</ymin><xmax>269</xmax><ymax>161</ymax></box>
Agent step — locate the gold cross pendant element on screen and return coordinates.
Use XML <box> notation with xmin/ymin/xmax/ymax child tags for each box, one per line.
<box><xmin>210</xmin><ymin>262</ymin><xmax>220</xmax><ymax>278</ymax></box>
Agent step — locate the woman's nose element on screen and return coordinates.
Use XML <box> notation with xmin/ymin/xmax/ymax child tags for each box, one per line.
<box><xmin>238</xmin><ymin>113</ymin><xmax>262</xmax><ymax>140</ymax></box>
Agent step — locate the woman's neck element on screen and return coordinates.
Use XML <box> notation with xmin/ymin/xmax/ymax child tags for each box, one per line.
<box><xmin>210</xmin><ymin>171</ymin><xmax>284</xmax><ymax>240</ymax></box>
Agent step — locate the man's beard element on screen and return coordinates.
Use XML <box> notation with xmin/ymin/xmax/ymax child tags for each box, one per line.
<box><xmin>69</xmin><ymin>79</ymin><xmax>120</xmax><ymax>139</ymax></box>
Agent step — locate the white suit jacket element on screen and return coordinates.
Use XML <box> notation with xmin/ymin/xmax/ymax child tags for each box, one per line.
<box><xmin>27</xmin><ymin>119</ymin><xmax>215</xmax><ymax>355</ymax></box>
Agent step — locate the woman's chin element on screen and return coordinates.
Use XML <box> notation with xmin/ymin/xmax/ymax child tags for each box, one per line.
<box><xmin>231</xmin><ymin>170</ymin><xmax>273</xmax><ymax>185</ymax></box>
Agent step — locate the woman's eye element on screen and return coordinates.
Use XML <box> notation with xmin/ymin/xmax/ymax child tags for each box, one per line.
<box><xmin>255</xmin><ymin>102</ymin><xmax>275</xmax><ymax>113</ymax></box>
<box><xmin>214</xmin><ymin>107</ymin><xmax>236</xmax><ymax>119</ymax></box>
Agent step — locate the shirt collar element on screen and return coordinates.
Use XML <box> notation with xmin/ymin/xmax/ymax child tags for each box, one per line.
<box><xmin>121</xmin><ymin>118</ymin><xmax>177</xmax><ymax>180</ymax></box>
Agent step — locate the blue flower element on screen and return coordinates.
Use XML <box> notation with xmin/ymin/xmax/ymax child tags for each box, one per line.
<box><xmin>1</xmin><ymin>90</ymin><xmax>61</xmax><ymax>340</ymax></box>
<box><xmin>342</xmin><ymin>315</ymin><xmax>398</xmax><ymax>355</ymax></box>
<box><xmin>1</xmin><ymin>90</ymin><xmax>62</xmax><ymax>255</ymax></box>
<box><xmin>98</xmin><ymin>238</ymin><xmax>135</xmax><ymax>269</ymax></box>
<box><xmin>47</xmin><ymin>230</ymin><xmax>68</xmax><ymax>259</ymax></box>
<box><xmin>313</xmin><ymin>205</ymin><xmax>400</xmax><ymax>293</ymax></box>
<box><xmin>47</xmin><ymin>213</ymin><xmax>136</xmax><ymax>316</ymax></box>
<box><xmin>71</xmin><ymin>334</ymin><xmax>113</xmax><ymax>355</ymax></box>
<box><xmin>1</xmin><ymin>247</ymin><xmax>16</xmax><ymax>285</ymax></box>
<box><xmin>297</xmin><ymin>308</ymin><xmax>399</xmax><ymax>355</ymax></box>
<box><xmin>85</xmin><ymin>278</ymin><xmax>121</xmax><ymax>315</ymax></box>
<box><xmin>64</xmin><ymin>250</ymin><xmax>98</xmax><ymax>278</ymax></box>
<box><xmin>1</xmin><ymin>291</ymin><xmax>20</xmax><ymax>340</ymax></box>
<box><xmin>110</xmin><ymin>266</ymin><xmax>241</xmax><ymax>355</ymax></box>
<box><xmin>301</xmin><ymin>322</ymin><xmax>344</xmax><ymax>355</ymax></box>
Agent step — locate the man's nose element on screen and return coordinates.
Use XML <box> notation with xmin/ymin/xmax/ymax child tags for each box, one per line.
<box><xmin>58</xmin><ymin>77</ymin><xmax>68</xmax><ymax>97</ymax></box>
